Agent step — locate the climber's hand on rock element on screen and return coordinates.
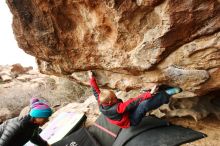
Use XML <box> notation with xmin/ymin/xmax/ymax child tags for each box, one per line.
<box><xmin>150</xmin><ymin>85</ymin><xmax>159</xmax><ymax>94</ymax></box>
<box><xmin>88</xmin><ymin>71</ymin><xmax>94</xmax><ymax>78</ymax></box>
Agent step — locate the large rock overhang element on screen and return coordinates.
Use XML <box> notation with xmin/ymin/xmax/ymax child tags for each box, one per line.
<box><xmin>6</xmin><ymin>0</ymin><xmax>220</xmax><ymax>99</ymax></box>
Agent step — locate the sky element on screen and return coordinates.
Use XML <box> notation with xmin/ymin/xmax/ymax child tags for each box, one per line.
<box><xmin>0</xmin><ymin>1</ymin><xmax>36</xmax><ymax>68</ymax></box>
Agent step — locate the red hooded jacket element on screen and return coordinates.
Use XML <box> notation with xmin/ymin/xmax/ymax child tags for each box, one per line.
<box><xmin>90</xmin><ymin>76</ymin><xmax>152</xmax><ymax>128</ymax></box>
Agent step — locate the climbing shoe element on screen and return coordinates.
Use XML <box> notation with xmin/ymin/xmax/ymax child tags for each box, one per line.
<box><xmin>165</xmin><ymin>87</ymin><xmax>182</xmax><ymax>95</ymax></box>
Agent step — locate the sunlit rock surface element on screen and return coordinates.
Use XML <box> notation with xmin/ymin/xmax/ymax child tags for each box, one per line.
<box><xmin>6</xmin><ymin>0</ymin><xmax>220</xmax><ymax>119</ymax></box>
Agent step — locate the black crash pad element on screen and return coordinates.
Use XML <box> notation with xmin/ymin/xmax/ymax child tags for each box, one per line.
<box><xmin>89</xmin><ymin>114</ymin><xmax>121</xmax><ymax>146</ymax></box>
<box><xmin>52</xmin><ymin>128</ymin><xmax>100</xmax><ymax>146</ymax></box>
<box><xmin>124</xmin><ymin>124</ymin><xmax>206</xmax><ymax>146</ymax></box>
<box><xmin>113</xmin><ymin>116</ymin><xmax>169</xmax><ymax>146</ymax></box>
<box><xmin>113</xmin><ymin>116</ymin><xmax>206</xmax><ymax>146</ymax></box>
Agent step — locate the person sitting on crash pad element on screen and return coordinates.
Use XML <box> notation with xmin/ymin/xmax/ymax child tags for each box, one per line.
<box><xmin>0</xmin><ymin>98</ymin><xmax>52</xmax><ymax>146</ymax></box>
<box><xmin>88</xmin><ymin>71</ymin><xmax>182</xmax><ymax>128</ymax></box>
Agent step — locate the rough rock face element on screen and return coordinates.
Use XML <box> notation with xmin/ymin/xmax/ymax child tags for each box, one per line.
<box><xmin>6</xmin><ymin>0</ymin><xmax>220</xmax><ymax>119</ymax></box>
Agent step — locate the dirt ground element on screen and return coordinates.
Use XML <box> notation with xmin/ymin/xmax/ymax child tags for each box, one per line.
<box><xmin>169</xmin><ymin>115</ymin><xmax>220</xmax><ymax>146</ymax></box>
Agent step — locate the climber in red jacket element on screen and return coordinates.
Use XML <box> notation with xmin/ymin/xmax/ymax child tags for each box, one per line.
<box><xmin>88</xmin><ymin>71</ymin><xmax>182</xmax><ymax>128</ymax></box>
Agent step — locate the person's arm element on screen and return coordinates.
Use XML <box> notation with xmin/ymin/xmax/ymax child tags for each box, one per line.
<box><xmin>89</xmin><ymin>71</ymin><xmax>101</xmax><ymax>101</ymax></box>
<box><xmin>30</xmin><ymin>129</ymin><xmax>49</xmax><ymax>146</ymax></box>
<box><xmin>0</xmin><ymin>120</ymin><xmax>20</xmax><ymax>146</ymax></box>
<box><xmin>117</xmin><ymin>91</ymin><xmax>152</xmax><ymax>114</ymax></box>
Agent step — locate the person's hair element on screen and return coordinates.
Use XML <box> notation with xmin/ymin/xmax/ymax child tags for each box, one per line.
<box><xmin>99</xmin><ymin>90</ymin><xmax>117</xmax><ymax>104</ymax></box>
